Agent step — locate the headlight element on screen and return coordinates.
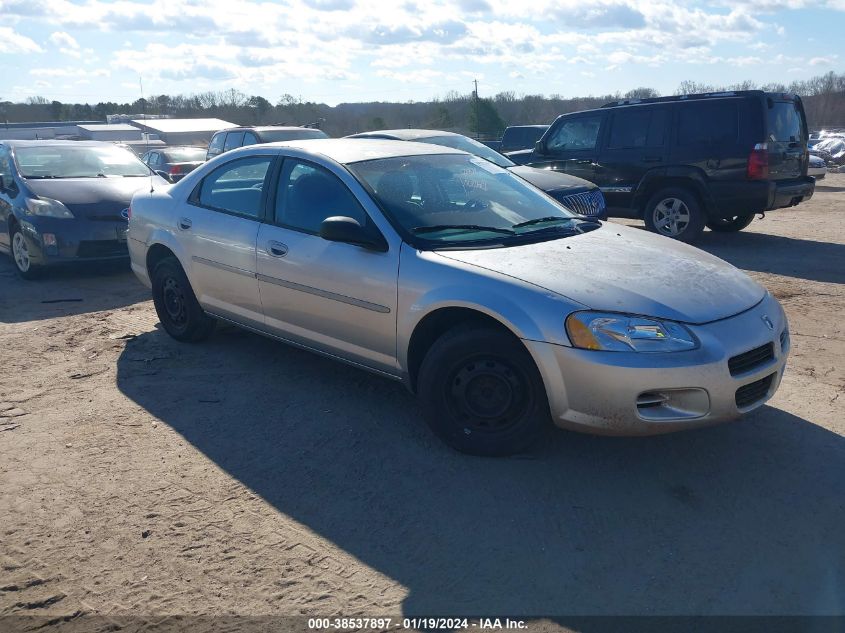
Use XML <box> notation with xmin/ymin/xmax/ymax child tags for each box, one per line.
<box><xmin>25</xmin><ymin>197</ymin><xmax>75</xmax><ymax>219</ymax></box>
<box><xmin>566</xmin><ymin>311</ymin><xmax>698</xmax><ymax>352</ymax></box>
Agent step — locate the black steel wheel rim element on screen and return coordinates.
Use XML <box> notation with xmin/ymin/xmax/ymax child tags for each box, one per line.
<box><xmin>162</xmin><ymin>276</ymin><xmax>188</xmax><ymax>327</ymax></box>
<box><xmin>447</xmin><ymin>357</ymin><xmax>530</xmax><ymax>433</ymax></box>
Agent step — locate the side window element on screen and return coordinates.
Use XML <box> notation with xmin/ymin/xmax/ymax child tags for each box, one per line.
<box><xmin>223</xmin><ymin>132</ymin><xmax>244</xmax><ymax>152</ymax></box>
<box><xmin>677</xmin><ymin>101</ymin><xmax>738</xmax><ymax>146</ymax></box>
<box><xmin>149</xmin><ymin>153</ymin><xmax>160</xmax><ymax>167</ymax></box>
<box><xmin>197</xmin><ymin>156</ymin><xmax>273</xmax><ymax>218</ymax></box>
<box><xmin>208</xmin><ymin>133</ymin><xmax>225</xmax><ymax>155</ymax></box>
<box><xmin>243</xmin><ymin>132</ymin><xmax>259</xmax><ymax>146</ymax></box>
<box><xmin>275</xmin><ymin>160</ymin><xmax>367</xmax><ymax>234</ymax></box>
<box><xmin>608</xmin><ymin>109</ymin><xmax>668</xmax><ymax>149</ymax></box>
<box><xmin>546</xmin><ymin>115</ymin><xmax>603</xmax><ymax>152</ymax></box>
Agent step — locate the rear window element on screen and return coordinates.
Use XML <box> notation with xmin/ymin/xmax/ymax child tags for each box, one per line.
<box><xmin>608</xmin><ymin>109</ymin><xmax>667</xmax><ymax>149</ymax></box>
<box><xmin>767</xmin><ymin>101</ymin><xmax>802</xmax><ymax>142</ymax></box>
<box><xmin>677</xmin><ymin>101</ymin><xmax>738</xmax><ymax>146</ymax></box>
<box><xmin>164</xmin><ymin>147</ymin><xmax>207</xmax><ymax>162</ymax></box>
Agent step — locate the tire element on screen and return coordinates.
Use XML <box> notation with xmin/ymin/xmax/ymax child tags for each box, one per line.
<box><xmin>10</xmin><ymin>225</ymin><xmax>42</xmax><ymax>280</ymax></box>
<box><xmin>706</xmin><ymin>214</ymin><xmax>755</xmax><ymax>232</ymax></box>
<box><xmin>644</xmin><ymin>188</ymin><xmax>705</xmax><ymax>243</ymax></box>
<box><xmin>416</xmin><ymin>325</ymin><xmax>550</xmax><ymax>457</ymax></box>
<box><xmin>151</xmin><ymin>257</ymin><xmax>215</xmax><ymax>342</ymax></box>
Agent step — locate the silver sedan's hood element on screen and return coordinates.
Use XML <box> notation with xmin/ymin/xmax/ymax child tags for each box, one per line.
<box><xmin>436</xmin><ymin>223</ymin><xmax>766</xmax><ymax>325</ymax></box>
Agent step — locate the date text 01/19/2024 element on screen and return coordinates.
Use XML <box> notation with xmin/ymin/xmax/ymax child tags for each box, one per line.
<box><xmin>307</xmin><ymin>618</ymin><xmax>528</xmax><ymax>630</ymax></box>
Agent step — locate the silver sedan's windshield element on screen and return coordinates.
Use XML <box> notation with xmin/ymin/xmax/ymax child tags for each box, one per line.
<box><xmin>15</xmin><ymin>145</ymin><xmax>152</xmax><ymax>179</ymax></box>
<box><xmin>350</xmin><ymin>154</ymin><xmax>581</xmax><ymax>243</ymax></box>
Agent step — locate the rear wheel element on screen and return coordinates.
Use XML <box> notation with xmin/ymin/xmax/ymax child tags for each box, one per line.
<box><xmin>10</xmin><ymin>226</ymin><xmax>42</xmax><ymax>280</ymax></box>
<box><xmin>151</xmin><ymin>257</ymin><xmax>215</xmax><ymax>342</ymax></box>
<box><xmin>706</xmin><ymin>214</ymin><xmax>755</xmax><ymax>232</ymax></box>
<box><xmin>644</xmin><ymin>188</ymin><xmax>705</xmax><ymax>243</ymax></box>
<box><xmin>417</xmin><ymin>325</ymin><xmax>550</xmax><ymax>456</ymax></box>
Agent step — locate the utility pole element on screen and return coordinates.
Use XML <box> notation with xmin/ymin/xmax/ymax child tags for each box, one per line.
<box><xmin>473</xmin><ymin>78</ymin><xmax>479</xmax><ymax>139</ymax></box>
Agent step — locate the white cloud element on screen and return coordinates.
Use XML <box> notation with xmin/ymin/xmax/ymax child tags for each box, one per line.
<box><xmin>48</xmin><ymin>31</ymin><xmax>78</xmax><ymax>49</ymax></box>
<box><xmin>0</xmin><ymin>26</ymin><xmax>43</xmax><ymax>53</ymax></box>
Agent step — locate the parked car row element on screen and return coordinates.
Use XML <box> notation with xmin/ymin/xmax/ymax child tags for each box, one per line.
<box><xmin>3</xmin><ymin>90</ymin><xmax>808</xmax><ymax>456</ymax></box>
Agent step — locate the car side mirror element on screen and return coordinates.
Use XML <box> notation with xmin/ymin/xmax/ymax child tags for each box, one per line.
<box><xmin>154</xmin><ymin>170</ymin><xmax>174</xmax><ymax>183</ymax></box>
<box><xmin>0</xmin><ymin>174</ymin><xmax>17</xmax><ymax>194</ymax></box>
<box><xmin>534</xmin><ymin>139</ymin><xmax>546</xmax><ymax>154</ymax></box>
<box><xmin>319</xmin><ymin>216</ymin><xmax>388</xmax><ymax>252</ymax></box>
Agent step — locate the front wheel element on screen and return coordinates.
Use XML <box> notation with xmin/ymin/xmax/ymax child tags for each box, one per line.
<box><xmin>151</xmin><ymin>257</ymin><xmax>215</xmax><ymax>342</ymax></box>
<box><xmin>644</xmin><ymin>188</ymin><xmax>705</xmax><ymax>243</ymax></box>
<box><xmin>416</xmin><ymin>325</ymin><xmax>550</xmax><ymax>456</ymax></box>
<box><xmin>10</xmin><ymin>226</ymin><xmax>42</xmax><ymax>279</ymax></box>
<box><xmin>706</xmin><ymin>214</ymin><xmax>755</xmax><ymax>232</ymax></box>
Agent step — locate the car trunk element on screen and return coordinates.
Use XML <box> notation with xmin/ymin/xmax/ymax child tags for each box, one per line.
<box><xmin>765</xmin><ymin>96</ymin><xmax>808</xmax><ymax>180</ymax></box>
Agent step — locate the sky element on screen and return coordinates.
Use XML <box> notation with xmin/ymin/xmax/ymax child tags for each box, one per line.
<box><xmin>1</xmin><ymin>0</ymin><xmax>844</xmax><ymax>106</ymax></box>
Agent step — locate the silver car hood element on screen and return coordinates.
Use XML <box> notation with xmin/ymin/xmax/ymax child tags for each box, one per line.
<box><xmin>436</xmin><ymin>223</ymin><xmax>766</xmax><ymax>325</ymax></box>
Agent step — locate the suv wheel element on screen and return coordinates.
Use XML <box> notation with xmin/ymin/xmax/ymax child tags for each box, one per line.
<box><xmin>706</xmin><ymin>214</ymin><xmax>755</xmax><ymax>232</ymax></box>
<box><xmin>644</xmin><ymin>188</ymin><xmax>705</xmax><ymax>242</ymax></box>
<box><xmin>151</xmin><ymin>257</ymin><xmax>215</xmax><ymax>342</ymax></box>
<box><xmin>416</xmin><ymin>325</ymin><xmax>550</xmax><ymax>456</ymax></box>
<box><xmin>10</xmin><ymin>226</ymin><xmax>42</xmax><ymax>279</ymax></box>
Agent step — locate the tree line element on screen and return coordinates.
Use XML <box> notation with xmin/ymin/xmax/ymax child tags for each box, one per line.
<box><xmin>2</xmin><ymin>71</ymin><xmax>844</xmax><ymax>139</ymax></box>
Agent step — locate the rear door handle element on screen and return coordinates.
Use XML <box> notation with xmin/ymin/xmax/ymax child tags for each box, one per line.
<box><xmin>267</xmin><ymin>241</ymin><xmax>288</xmax><ymax>257</ymax></box>
<box><xmin>178</xmin><ymin>217</ymin><xmax>192</xmax><ymax>230</ymax></box>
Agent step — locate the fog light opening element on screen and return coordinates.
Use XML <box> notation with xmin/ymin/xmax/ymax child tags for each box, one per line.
<box><xmin>42</xmin><ymin>233</ymin><xmax>57</xmax><ymax>247</ymax></box>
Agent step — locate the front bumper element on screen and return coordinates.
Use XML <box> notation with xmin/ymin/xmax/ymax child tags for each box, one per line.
<box><xmin>20</xmin><ymin>216</ymin><xmax>129</xmax><ymax>266</ymax></box>
<box><xmin>525</xmin><ymin>294</ymin><xmax>789</xmax><ymax>435</ymax></box>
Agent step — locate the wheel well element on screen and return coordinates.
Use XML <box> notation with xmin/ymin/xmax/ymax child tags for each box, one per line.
<box><xmin>8</xmin><ymin>214</ymin><xmax>18</xmax><ymax>237</ymax></box>
<box><xmin>146</xmin><ymin>243</ymin><xmax>177</xmax><ymax>277</ymax></box>
<box><xmin>406</xmin><ymin>307</ymin><xmax>517</xmax><ymax>392</ymax></box>
<box><xmin>637</xmin><ymin>179</ymin><xmax>707</xmax><ymax>219</ymax></box>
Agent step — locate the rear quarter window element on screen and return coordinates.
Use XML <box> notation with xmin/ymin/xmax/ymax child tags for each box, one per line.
<box><xmin>677</xmin><ymin>101</ymin><xmax>739</xmax><ymax>146</ymax></box>
<box><xmin>608</xmin><ymin>109</ymin><xmax>667</xmax><ymax>149</ymax></box>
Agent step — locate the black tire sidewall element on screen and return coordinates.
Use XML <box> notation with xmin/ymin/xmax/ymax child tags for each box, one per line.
<box><xmin>644</xmin><ymin>187</ymin><xmax>706</xmax><ymax>242</ymax></box>
<box><xmin>151</xmin><ymin>257</ymin><xmax>213</xmax><ymax>342</ymax></box>
<box><xmin>706</xmin><ymin>214</ymin><xmax>755</xmax><ymax>232</ymax></box>
<box><xmin>417</xmin><ymin>326</ymin><xmax>550</xmax><ymax>456</ymax></box>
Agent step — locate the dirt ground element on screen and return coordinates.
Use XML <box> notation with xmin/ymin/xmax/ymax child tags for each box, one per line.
<box><xmin>1</xmin><ymin>174</ymin><xmax>844</xmax><ymax>629</ymax></box>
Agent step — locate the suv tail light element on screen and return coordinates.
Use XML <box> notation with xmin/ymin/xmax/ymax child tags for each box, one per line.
<box><xmin>747</xmin><ymin>143</ymin><xmax>769</xmax><ymax>180</ymax></box>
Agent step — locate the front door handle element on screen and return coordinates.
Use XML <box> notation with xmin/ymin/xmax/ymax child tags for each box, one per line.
<box><xmin>178</xmin><ymin>217</ymin><xmax>192</xmax><ymax>230</ymax></box>
<box><xmin>267</xmin><ymin>241</ymin><xmax>288</xmax><ymax>257</ymax></box>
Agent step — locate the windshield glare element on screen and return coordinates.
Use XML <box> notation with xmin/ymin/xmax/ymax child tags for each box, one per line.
<box><xmin>350</xmin><ymin>154</ymin><xmax>577</xmax><ymax>244</ymax></box>
<box><xmin>16</xmin><ymin>145</ymin><xmax>151</xmax><ymax>178</ymax></box>
<box><xmin>164</xmin><ymin>147</ymin><xmax>207</xmax><ymax>162</ymax></box>
<box><xmin>416</xmin><ymin>135</ymin><xmax>514</xmax><ymax>168</ymax></box>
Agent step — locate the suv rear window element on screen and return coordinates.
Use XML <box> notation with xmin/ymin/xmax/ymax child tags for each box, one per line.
<box><xmin>677</xmin><ymin>101</ymin><xmax>738</xmax><ymax>146</ymax></box>
<box><xmin>767</xmin><ymin>101</ymin><xmax>802</xmax><ymax>142</ymax></box>
<box><xmin>608</xmin><ymin>109</ymin><xmax>667</xmax><ymax>149</ymax></box>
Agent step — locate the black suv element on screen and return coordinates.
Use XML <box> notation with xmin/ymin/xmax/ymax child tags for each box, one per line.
<box><xmin>509</xmin><ymin>91</ymin><xmax>815</xmax><ymax>241</ymax></box>
<box><xmin>206</xmin><ymin>126</ymin><xmax>329</xmax><ymax>161</ymax></box>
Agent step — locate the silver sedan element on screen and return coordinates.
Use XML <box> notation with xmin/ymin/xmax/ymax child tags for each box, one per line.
<box><xmin>128</xmin><ymin>139</ymin><xmax>789</xmax><ymax>456</ymax></box>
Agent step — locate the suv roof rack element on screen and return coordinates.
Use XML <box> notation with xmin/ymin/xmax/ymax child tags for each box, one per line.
<box><xmin>601</xmin><ymin>90</ymin><xmax>775</xmax><ymax>109</ymax></box>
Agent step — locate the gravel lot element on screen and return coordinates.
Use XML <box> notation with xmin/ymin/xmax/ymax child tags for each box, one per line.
<box><xmin>2</xmin><ymin>174</ymin><xmax>844</xmax><ymax>628</ymax></box>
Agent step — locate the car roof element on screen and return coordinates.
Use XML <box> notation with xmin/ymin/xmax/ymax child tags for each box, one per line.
<box><xmin>346</xmin><ymin>129</ymin><xmax>462</xmax><ymax>141</ymax></box>
<box><xmin>505</xmin><ymin>125</ymin><xmax>548</xmax><ymax>129</ymax></box>
<box><xmin>0</xmin><ymin>139</ymin><xmax>122</xmax><ymax>148</ymax></box>
<box><xmin>264</xmin><ymin>138</ymin><xmax>464</xmax><ymax>164</ymax></box>
<box><xmin>219</xmin><ymin>126</ymin><xmax>319</xmax><ymax>133</ymax></box>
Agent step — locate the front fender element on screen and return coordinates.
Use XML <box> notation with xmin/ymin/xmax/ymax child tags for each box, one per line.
<box><xmin>396</xmin><ymin>246</ymin><xmax>584</xmax><ymax>373</ymax></box>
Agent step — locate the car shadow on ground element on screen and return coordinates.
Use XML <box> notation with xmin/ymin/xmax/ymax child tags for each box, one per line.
<box><xmin>814</xmin><ymin>183</ymin><xmax>845</xmax><ymax>193</ymax></box>
<box><xmin>117</xmin><ymin>327</ymin><xmax>845</xmax><ymax>617</ymax></box>
<box><xmin>0</xmin><ymin>256</ymin><xmax>147</xmax><ymax>323</ymax></box>
<box><xmin>693</xmin><ymin>230</ymin><xmax>845</xmax><ymax>284</ymax></box>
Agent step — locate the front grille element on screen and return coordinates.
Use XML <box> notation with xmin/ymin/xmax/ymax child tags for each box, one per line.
<box><xmin>735</xmin><ymin>373</ymin><xmax>775</xmax><ymax>408</ymax></box>
<box><xmin>559</xmin><ymin>189</ymin><xmax>606</xmax><ymax>217</ymax></box>
<box><xmin>728</xmin><ymin>342</ymin><xmax>774</xmax><ymax>376</ymax></box>
<box><xmin>76</xmin><ymin>240</ymin><xmax>128</xmax><ymax>258</ymax></box>
<box><xmin>89</xmin><ymin>215</ymin><xmax>128</xmax><ymax>222</ymax></box>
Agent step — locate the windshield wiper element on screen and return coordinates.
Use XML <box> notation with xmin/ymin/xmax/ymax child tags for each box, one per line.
<box><xmin>512</xmin><ymin>216</ymin><xmax>575</xmax><ymax>229</ymax></box>
<box><xmin>412</xmin><ymin>224</ymin><xmax>515</xmax><ymax>235</ymax></box>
